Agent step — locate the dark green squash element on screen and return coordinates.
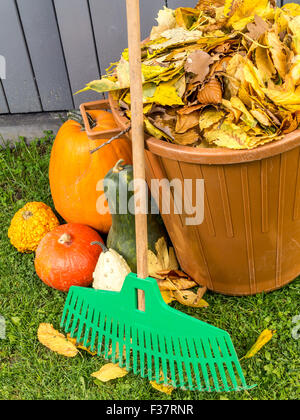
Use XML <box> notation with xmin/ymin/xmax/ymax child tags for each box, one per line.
<box><xmin>105</xmin><ymin>159</ymin><xmax>168</xmax><ymax>272</ymax></box>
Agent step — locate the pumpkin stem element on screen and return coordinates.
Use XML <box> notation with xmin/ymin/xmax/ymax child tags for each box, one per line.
<box><xmin>112</xmin><ymin>159</ymin><xmax>125</xmax><ymax>174</ymax></box>
<box><xmin>67</xmin><ymin>110</ymin><xmax>96</xmax><ymax>130</ymax></box>
<box><xmin>58</xmin><ymin>233</ymin><xmax>73</xmax><ymax>245</ymax></box>
<box><xmin>91</xmin><ymin>241</ymin><xmax>109</xmax><ymax>253</ymax></box>
<box><xmin>22</xmin><ymin>210</ymin><xmax>33</xmax><ymax>220</ymax></box>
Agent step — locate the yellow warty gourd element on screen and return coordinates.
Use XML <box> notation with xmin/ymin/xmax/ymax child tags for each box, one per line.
<box><xmin>8</xmin><ymin>202</ymin><xmax>60</xmax><ymax>253</ymax></box>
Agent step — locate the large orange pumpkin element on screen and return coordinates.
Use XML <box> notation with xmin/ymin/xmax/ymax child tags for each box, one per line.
<box><xmin>35</xmin><ymin>223</ymin><xmax>103</xmax><ymax>292</ymax></box>
<box><xmin>49</xmin><ymin>111</ymin><xmax>132</xmax><ymax>233</ymax></box>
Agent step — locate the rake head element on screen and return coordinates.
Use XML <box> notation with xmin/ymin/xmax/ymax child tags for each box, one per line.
<box><xmin>61</xmin><ymin>273</ymin><xmax>255</xmax><ymax>392</ymax></box>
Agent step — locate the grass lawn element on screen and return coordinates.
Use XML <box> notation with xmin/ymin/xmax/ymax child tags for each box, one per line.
<box><xmin>0</xmin><ymin>134</ymin><xmax>299</xmax><ymax>400</ymax></box>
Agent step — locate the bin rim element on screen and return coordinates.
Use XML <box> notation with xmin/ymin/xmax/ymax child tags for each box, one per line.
<box><xmin>109</xmin><ymin>94</ymin><xmax>300</xmax><ymax>165</ymax></box>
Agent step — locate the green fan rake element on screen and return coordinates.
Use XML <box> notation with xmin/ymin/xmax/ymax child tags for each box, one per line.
<box><xmin>61</xmin><ymin>273</ymin><xmax>255</xmax><ymax>392</ymax></box>
<box><xmin>61</xmin><ymin>0</ymin><xmax>255</xmax><ymax>393</ymax></box>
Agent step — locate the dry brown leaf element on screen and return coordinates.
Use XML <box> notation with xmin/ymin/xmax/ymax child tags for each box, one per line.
<box><xmin>38</xmin><ymin>323</ymin><xmax>78</xmax><ymax>358</ymax></box>
<box><xmin>246</xmin><ymin>15</ymin><xmax>269</xmax><ymax>41</ymax></box>
<box><xmin>173</xmin><ymin>289</ymin><xmax>209</xmax><ymax>308</ymax></box>
<box><xmin>184</xmin><ymin>50</ymin><xmax>214</xmax><ymax>83</ymax></box>
<box><xmin>91</xmin><ymin>363</ymin><xmax>128</xmax><ymax>382</ymax></box>
<box><xmin>196</xmin><ymin>286</ymin><xmax>208</xmax><ymax>300</ymax></box>
<box><xmin>198</xmin><ymin>78</ymin><xmax>222</xmax><ymax>104</ymax></box>
<box><xmin>155</xmin><ymin>237</ymin><xmax>170</xmax><ymax>270</ymax></box>
<box><xmin>175</xmin><ymin>111</ymin><xmax>200</xmax><ymax>134</ymax></box>
<box><xmin>168</xmin><ymin>247</ymin><xmax>179</xmax><ymax>270</ymax></box>
<box><xmin>157</xmin><ymin>277</ymin><xmax>197</xmax><ymax>291</ymax></box>
<box><xmin>174</xmin><ymin>128</ymin><xmax>200</xmax><ymax>145</ymax></box>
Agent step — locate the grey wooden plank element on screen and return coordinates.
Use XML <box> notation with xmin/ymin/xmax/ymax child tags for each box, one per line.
<box><xmin>167</xmin><ymin>0</ymin><xmax>198</xmax><ymax>8</ymax></box>
<box><xmin>16</xmin><ymin>0</ymin><xmax>73</xmax><ymax>111</ymax></box>
<box><xmin>282</xmin><ymin>0</ymin><xmax>300</xmax><ymax>3</ymax></box>
<box><xmin>0</xmin><ymin>81</ymin><xmax>9</xmax><ymax>114</ymax></box>
<box><xmin>0</xmin><ymin>0</ymin><xmax>41</xmax><ymax>113</ymax></box>
<box><xmin>54</xmin><ymin>0</ymin><xmax>101</xmax><ymax>107</ymax></box>
<box><xmin>89</xmin><ymin>0</ymin><xmax>165</xmax><ymax>78</ymax></box>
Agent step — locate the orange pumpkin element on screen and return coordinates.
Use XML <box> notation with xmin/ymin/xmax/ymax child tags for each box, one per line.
<box><xmin>49</xmin><ymin>111</ymin><xmax>132</xmax><ymax>233</ymax></box>
<box><xmin>35</xmin><ymin>223</ymin><xmax>103</xmax><ymax>292</ymax></box>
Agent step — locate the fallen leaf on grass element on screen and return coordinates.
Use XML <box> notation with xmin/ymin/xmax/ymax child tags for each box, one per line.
<box><xmin>173</xmin><ymin>289</ymin><xmax>209</xmax><ymax>308</ymax></box>
<box><xmin>67</xmin><ymin>334</ymin><xmax>97</xmax><ymax>356</ymax></box>
<box><xmin>150</xmin><ymin>373</ymin><xmax>175</xmax><ymax>395</ymax></box>
<box><xmin>242</xmin><ymin>329</ymin><xmax>276</xmax><ymax>359</ymax></box>
<box><xmin>37</xmin><ymin>323</ymin><xmax>78</xmax><ymax>358</ymax></box>
<box><xmin>91</xmin><ymin>363</ymin><xmax>128</xmax><ymax>382</ymax></box>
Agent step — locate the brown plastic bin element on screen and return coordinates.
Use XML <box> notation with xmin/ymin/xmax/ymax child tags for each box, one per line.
<box><xmin>107</xmin><ymin>95</ymin><xmax>300</xmax><ymax>296</ymax></box>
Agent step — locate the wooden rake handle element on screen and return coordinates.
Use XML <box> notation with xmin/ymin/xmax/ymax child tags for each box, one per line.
<box><xmin>126</xmin><ymin>0</ymin><xmax>148</xmax><ymax>310</ymax></box>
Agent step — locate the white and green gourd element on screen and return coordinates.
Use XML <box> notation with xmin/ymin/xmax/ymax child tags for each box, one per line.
<box><xmin>91</xmin><ymin>241</ymin><xmax>131</xmax><ymax>292</ymax></box>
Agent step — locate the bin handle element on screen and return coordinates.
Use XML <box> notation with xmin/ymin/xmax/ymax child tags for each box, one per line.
<box><xmin>80</xmin><ymin>99</ymin><xmax>131</xmax><ymax>141</ymax></box>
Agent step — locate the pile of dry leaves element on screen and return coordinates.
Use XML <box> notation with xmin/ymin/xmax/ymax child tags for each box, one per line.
<box><xmin>80</xmin><ymin>0</ymin><xmax>300</xmax><ymax>150</ymax></box>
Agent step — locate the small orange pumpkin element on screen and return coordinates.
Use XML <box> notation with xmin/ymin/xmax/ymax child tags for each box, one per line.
<box><xmin>35</xmin><ymin>223</ymin><xmax>104</xmax><ymax>292</ymax></box>
<box><xmin>49</xmin><ymin>111</ymin><xmax>132</xmax><ymax>234</ymax></box>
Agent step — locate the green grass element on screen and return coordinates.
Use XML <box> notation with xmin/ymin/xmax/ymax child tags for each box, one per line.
<box><xmin>0</xmin><ymin>135</ymin><xmax>299</xmax><ymax>400</ymax></box>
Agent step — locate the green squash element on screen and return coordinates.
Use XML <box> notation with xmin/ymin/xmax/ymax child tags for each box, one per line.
<box><xmin>105</xmin><ymin>159</ymin><xmax>169</xmax><ymax>272</ymax></box>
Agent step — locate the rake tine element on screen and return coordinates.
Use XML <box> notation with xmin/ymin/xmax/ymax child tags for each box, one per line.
<box><xmin>179</xmin><ymin>337</ymin><xmax>194</xmax><ymax>389</ymax></box>
<box><xmin>138</xmin><ymin>329</ymin><xmax>146</xmax><ymax>377</ymax></box>
<box><xmin>75</xmin><ymin>302</ymin><xmax>89</xmax><ymax>343</ymax></box>
<box><xmin>187</xmin><ymin>338</ymin><xmax>203</xmax><ymax>391</ymax></box>
<box><xmin>110</xmin><ymin>320</ymin><xmax>119</xmax><ymax>364</ymax></box>
<box><xmin>124</xmin><ymin>323</ymin><xmax>132</xmax><ymax>371</ymax></box>
<box><xmin>63</xmin><ymin>292</ymin><xmax>79</xmax><ymax>332</ymax></box>
<box><xmin>217</xmin><ymin>336</ymin><xmax>240</xmax><ymax>390</ymax></box>
<box><xmin>131</xmin><ymin>325</ymin><xmax>139</xmax><ymax>374</ymax></box>
<box><xmin>104</xmin><ymin>316</ymin><xmax>113</xmax><ymax>359</ymax></box>
<box><xmin>194</xmin><ymin>340</ymin><xmax>211</xmax><ymax>391</ymax></box>
<box><xmin>117</xmin><ymin>321</ymin><xmax>126</xmax><ymax>368</ymax></box>
<box><xmin>151</xmin><ymin>333</ymin><xmax>161</xmax><ymax>383</ymax></box>
<box><xmin>89</xmin><ymin>309</ymin><xmax>100</xmax><ymax>352</ymax></box>
<box><xmin>158</xmin><ymin>335</ymin><xmax>168</xmax><ymax>384</ymax></box>
<box><xmin>165</xmin><ymin>336</ymin><xmax>177</xmax><ymax>387</ymax></box>
<box><xmin>97</xmin><ymin>314</ymin><xmax>107</xmax><ymax>355</ymax></box>
<box><xmin>201</xmin><ymin>337</ymin><xmax>221</xmax><ymax>391</ymax></box>
<box><xmin>172</xmin><ymin>337</ymin><xmax>185</xmax><ymax>388</ymax></box>
<box><xmin>82</xmin><ymin>307</ymin><xmax>95</xmax><ymax>348</ymax></box>
<box><xmin>144</xmin><ymin>330</ymin><xmax>153</xmax><ymax>380</ymax></box>
<box><xmin>209</xmin><ymin>337</ymin><xmax>230</xmax><ymax>392</ymax></box>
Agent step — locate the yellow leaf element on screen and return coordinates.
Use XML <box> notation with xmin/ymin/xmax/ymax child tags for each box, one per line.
<box><xmin>150</xmin><ymin>373</ymin><xmax>175</xmax><ymax>394</ymax></box>
<box><xmin>161</xmin><ymin>290</ymin><xmax>176</xmax><ymax>304</ymax></box>
<box><xmin>37</xmin><ymin>323</ymin><xmax>78</xmax><ymax>358</ymax></box>
<box><xmin>173</xmin><ymin>289</ymin><xmax>209</xmax><ymax>308</ymax></box>
<box><xmin>242</xmin><ymin>329</ymin><xmax>276</xmax><ymax>359</ymax></box>
<box><xmin>266</xmin><ymin>31</ymin><xmax>287</xmax><ymax>80</ymax></box>
<box><xmin>91</xmin><ymin>363</ymin><xmax>128</xmax><ymax>382</ymax></box>
<box><xmin>148</xmin><ymin>249</ymin><xmax>164</xmax><ymax>277</ymax></box>
<box><xmin>155</xmin><ymin>237</ymin><xmax>170</xmax><ymax>270</ymax></box>
<box><xmin>67</xmin><ymin>334</ymin><xmax>97</xmax><ymax>356</ymax></box>
<box><xmin>169</xmin><ymin>247</ymin><xmax>179</xmax><ymax>270</ymax></box>
<box><xmin>204</xmin><ymin>121</ymin><xmax>250</xmax><ymax>149</ymax></box>
<box><xmin>149</xmin><ymin>80</ymin><xmax>184</xmax><ymax>107</ymax></box>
